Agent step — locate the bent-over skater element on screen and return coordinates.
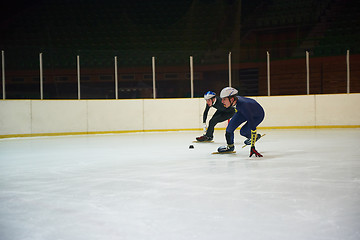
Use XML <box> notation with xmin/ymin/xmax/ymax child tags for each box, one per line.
<box><xmin>217</xmin><ymin>87</ymin><xmax>265</xmax><ymax>157</ymax></box>
<box><xmin>196</xmin><ymin>91</ymin><xmax>235</xmax><ymax>142</ymax></box>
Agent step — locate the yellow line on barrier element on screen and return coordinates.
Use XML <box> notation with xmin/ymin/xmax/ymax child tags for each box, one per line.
<box><xmin>0</xmin><ymin>126</ymin><xmax>359</xmax><ymax>139</ymax></box>
<box><xmin>0</xmin><ymin>128</ymin><xmax>200</xmax><ymax>139</ymax></box>
<box><xmin>258</xmin><ymin>125</ymin><xmax>360</xmax><ymax>129</ymax></box>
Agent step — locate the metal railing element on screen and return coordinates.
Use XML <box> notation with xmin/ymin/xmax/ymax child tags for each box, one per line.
<box><xmin>0</xmin><ymin>49</ymin><xmax>356</xmax><ymax>100</ymax></box>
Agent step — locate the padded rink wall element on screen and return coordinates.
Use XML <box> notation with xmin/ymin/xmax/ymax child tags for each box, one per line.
<box><xmin>0</xmin><ymin>94</ymin><xmax>359</xmax><ymax>138</ymax></box>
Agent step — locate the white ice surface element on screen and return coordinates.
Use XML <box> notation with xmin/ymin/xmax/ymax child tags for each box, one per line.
<box><xmin>0</xmin><ymin>129</ymin><xmax>360</xmax><ymax>240</ymax></box>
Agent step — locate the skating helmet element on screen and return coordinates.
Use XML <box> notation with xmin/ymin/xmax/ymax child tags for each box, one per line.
<box><xmin>204</xmin><ymin>91</ymin><xmax>216</xmax><ymax>100</ymax></box>
<box><xmin>220</xmin><ymin>87</ymin><xmax>238</xmax><ymax>98</ymax></box>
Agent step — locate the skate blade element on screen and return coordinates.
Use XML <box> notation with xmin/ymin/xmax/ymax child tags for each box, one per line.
<box><xmin>193</xmin><ymin>140</ymin><xmax>214</xmax><ymax>143</ymax></box>
<box><xmin>212</xmin><ymin>151</ymin><xmax>236</xmax><ymax>154</ymax></box>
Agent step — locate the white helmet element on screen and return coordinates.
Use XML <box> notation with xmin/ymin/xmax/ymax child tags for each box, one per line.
<box><xmin>220</xmin><ymin>87</ymin><xmax>238</xmax><ymax>98</ymax></box>
<box><xmin>204</xmin><ymin>91</ymin><xmax>216</xmax><ymax>100</ymax></box>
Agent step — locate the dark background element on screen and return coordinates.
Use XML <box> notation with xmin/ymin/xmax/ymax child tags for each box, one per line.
<box><xmin>0</xmin><ymin>0</ymin><xmax>359</xmax><ymax>99</ymax></box>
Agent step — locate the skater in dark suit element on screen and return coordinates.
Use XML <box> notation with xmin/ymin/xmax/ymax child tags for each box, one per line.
<box><xmin>196</xmin><ymin>91</ymin><xmax>235</xmax><ymax>142</ymax></box>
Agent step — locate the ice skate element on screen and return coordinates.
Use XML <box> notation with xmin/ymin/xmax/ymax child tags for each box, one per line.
<box><xmin>195</xmin><ymin>135</ymin><xmax>213</xmax><ymax>142</ymax></box>
<box><xmin>214</xmin><ymin>144</ymin><xmax>235</xmax><ymax>154</ymax></box>
<box><xmin>244</xmin><ymin>133</ymin><xmax>262</xmax><ymax>145</ymax></box>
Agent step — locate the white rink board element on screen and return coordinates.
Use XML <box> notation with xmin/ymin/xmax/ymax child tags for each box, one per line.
<box><xmin>143</xmin><ymin>98</ymin><xmax>201</xmax><ymax>130</ymax></box>
<box><xmin>31</xmin><ymin>100</ymin><xmax>88</xmax><ymax>134</ymax></box>
<box><xmin>87</xmin><ymin>100</ymin><xmax>143</xmax><ymax>132</ymax></box>
<box><xmin>0</xmin><ymin>94</ymin><xmax>359</xmax><ymax>136</ymax></box>
<box><xmin>256</xmin><ymin>95</ymin><xmax>316</xmax><ymax>127</ymax></box>
<box><xmin>0</xmin><ymin>100</ymin><xmax>31</xmax><ymax>135</ymax></box>
<box><xmin>316</xmin><ymin>94</ymin><xmax>360</xmax><ymax>126</ymax></box>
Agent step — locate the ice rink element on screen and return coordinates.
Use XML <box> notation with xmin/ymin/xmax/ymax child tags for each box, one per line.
<box><xmin>1</xmin><ymin>128</ymin><xmax>360</xmax><ymax>240</ymax></box>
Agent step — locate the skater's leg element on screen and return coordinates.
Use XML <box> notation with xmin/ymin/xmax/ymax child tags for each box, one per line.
<box><xmin>241</xmin><ymin>114</ymin><xmax>265</xmax><ymax>145</ymax></box>
<box><xmin>240</xmin><ymin>114</ymin><xmax>265</xmax><ymax>138</ymax></box>
<box><xmin>240</xmin><ymin>123</ymin><xmax>251</xmax><ymax>138</ymax></box>
<box><xmin>218</xmin><ymin>114</ymin><xmax>245</xmax><ymax>153</ymax></box>
<box><xmin>206</xmin><ymin>111</ymin><xmax>234</xmax><ymax>138</ymax></box>
<box><xmin>225</xmin><ymin>114</ymin><xmax>246</xmax><ymax>145</ymax></box>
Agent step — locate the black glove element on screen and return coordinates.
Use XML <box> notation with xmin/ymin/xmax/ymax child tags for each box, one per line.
<box><xmin>250</xmin><ymin>146</ymin><xmax>263</xmax><ymax>157</ymax></box>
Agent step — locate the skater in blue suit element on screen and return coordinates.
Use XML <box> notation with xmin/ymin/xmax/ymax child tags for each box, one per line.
<box><xmin>217</xmin><ymin>87</ymin><xmax>264</xmax><ymax>157</ymax></box>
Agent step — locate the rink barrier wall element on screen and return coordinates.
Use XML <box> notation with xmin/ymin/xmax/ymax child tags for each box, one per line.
<box><xmin>0</xmin><ymin>94</ymin><xmax>359</xmax><ymax>138</ymax></box>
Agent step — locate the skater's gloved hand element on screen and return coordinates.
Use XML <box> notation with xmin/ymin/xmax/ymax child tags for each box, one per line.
<box><xmin>250</xmin><ymin>146</ymin><xmax>263</xmax><ymax>157</ymax></box>
<box><xmin>203</xmin><ymin>123</ymin><xmax>207</xmax><ymax>133</ymax></box>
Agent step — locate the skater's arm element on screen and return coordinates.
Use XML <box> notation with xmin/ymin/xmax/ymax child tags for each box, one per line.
<box><xmin>203</xmin><ymin>105</ymin><xmax>210</xmax><ymax>123</ymax></box>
